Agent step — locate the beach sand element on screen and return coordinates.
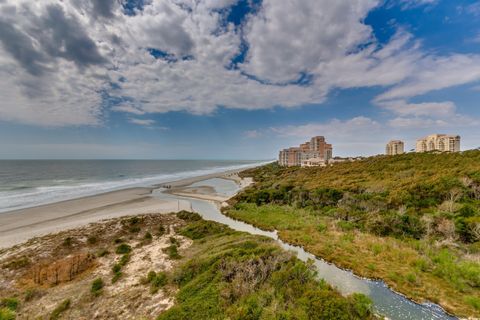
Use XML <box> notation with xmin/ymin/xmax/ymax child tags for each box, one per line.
<box><xmin>0</xmin><ymin>169</ymin><xmax>250</xmax><ymax>249</ymax></box>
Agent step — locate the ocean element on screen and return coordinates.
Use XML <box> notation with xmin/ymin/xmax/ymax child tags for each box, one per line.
<box><xmin>0</xmin><ymin>160</ymin><xmax>266</xmax><ymax>213</ymax></box>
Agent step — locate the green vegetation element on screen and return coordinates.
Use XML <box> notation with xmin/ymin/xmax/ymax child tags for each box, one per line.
<box><xmin>50</xmin><ymin>299</ymin><xmax>70</xmax><ymax>320</ymax></box>
<box><xmin>163</xmin><ymin>244</ymin><xmax>181</xmax><ymax>260</ymax></box>
<box><xmin>0</xmin><ymin>298</ymin><xmax>18</xmax><ymax>312</ymax></box>
<box><xmin>62</xmin><ymin>237</ymin><xmax>73</xmax><ymax>247</ymax></box>
<box><xmin>112</xmin><ymin>247</ymin><xmax>131</xmax><ymax>283</ymax></box>
<box><xmin>0</xmin><ymin>298</ymin><xmax>17</xmax><ymax>320</ymax></box>
<box><xmin>228</xmin><ymin>151</ymin><xmax>480</xmax><ymax>317</ymax></box>
<box><xmin>0</xmin><ymin>308</ymin><xmax>15</xmax><ymax>320</ymax></box>
<box><xmin>2</xmin><ymin>257</ymin><xmax>30</xmax><ymax>270</ymax></box>
<box><xmin>144</xmin><ymin>271</ymin><xmax>168</xmax><ymax>294</ymax></box>
<box><xmin>115</xmin><ymin>243</ymin><xmax>132</xmax><ymax>254</ymax></box>
<box><xmin>157</xmin><ymin>219</ymin><xmax>375</xmax><ymax>320</ymax></box>
<box><xmin>91</xmin><ymin>278</ymin><xmax>104</xmax><ymax>296</ymax></box>
<box><xmin>144</xmin><ymin>232</ymin><xmax>153</xmax><ymax>241</ymax></box>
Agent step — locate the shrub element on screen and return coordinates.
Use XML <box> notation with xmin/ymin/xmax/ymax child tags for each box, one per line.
<box><xmin>87</xmin><ymin>236</ymin><xmax>97</xmax><ymax>245</ymax></box>
<box><xmin>158</xmin><ymin>224</ymin><xmax>166</xmax><ymax>236</ymax></box>
<box><xmin>24</xmin><ymin>288</ymin><xmax>41</xmax><ymax>302</ymax></box>
<box><xmin>337</xmin><ymin>220</ymin><xmax>355</xmax><ymax>232</ymax></box>
<box><xmin>119</xmin><ymin>254</ymin><xmax>130</xmax><ymax>266</ymax></box>
<box><xmin>316</xmin><ymin>223</ymin><xmax>327</xmax><ymax>233</ymax></box>
<box><xmin>164</xmin><ymin>245</ymin><xmax>181</xmax><ymax>260</ymax></box>
<box><xmin>144</xmin><ymin>232</ymin><xmax>153</xmax><ymax>241</ymax></box>
<box><xmin>115</xmin><ymin>243</ymin><xmax>132</xmax><ymax>254</ymax></box>
<box><xmin>0</xmin><ymin>298</ymin><xmax>18</xmax><ymax>311</ymax></box>
<box><xmin>91</xmin><ymin>278</ymin><xmax>104</xmax><ymax>296</ymax></box>
<box><xmin>63</xmin><ymin>237</ymin><xmax>73</xmax><ymax>247</ymax></box>
<box><xmin>50</xmin><ymin>299</ymin><xmax>70</xmax><ymax>320</ymax></box>
<box><xmin>0</xmin><ymin>308</ymin><xmax>15</xmax><ymax>320</ymax></box>
<box><xmin>176</xmin><ymin>211</ymin><xmax>202</xmax><ymax>221</ymax></box>
<box><xmin>129</xmin><ymin>226</ymin><xmax>141</xmax><ymax>233</ymax></box>
<box><xmin>2</xmin><ymin>257</ymin><xmax>30</xmax><ymax>270</ymax></box>
<box><xmin>150</xmin><ymin>272</ymin><xmax>168</xmax><ymax>294</ymax></box>
<box><xmin>180</xmin><ymin>221</ymin><xmax>229</xmax><ymax>239</ymax></box>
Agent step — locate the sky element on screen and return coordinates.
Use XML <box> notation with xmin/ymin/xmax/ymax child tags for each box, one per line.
<box><xmin>0</xmin><ymin>0</ymin><xmax>479</xmax><ymax>160</ymax></box>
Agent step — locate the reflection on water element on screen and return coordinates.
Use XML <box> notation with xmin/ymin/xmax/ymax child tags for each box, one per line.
<box><xmin>153</xmin><ymin>179</ymin><xmax>457</xmax><ymax>320</ymax></box>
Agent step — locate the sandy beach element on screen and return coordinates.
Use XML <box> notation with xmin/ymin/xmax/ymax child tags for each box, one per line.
<box><xmin>0</xmin><ymin>169</ymin><xmax>250</xmax><ymax>249</ymax></box>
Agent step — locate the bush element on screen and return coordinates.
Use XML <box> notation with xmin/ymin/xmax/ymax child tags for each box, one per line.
<box><xmin>158</xmin><ymin>224</ymin><xmax>166</xmax><ymax>236</ymax></box>
<box><xmin>87</xmin><ymin>236</ymin><xmax>97</xmax><ymax>245</ymax></box>
<box><xmin>115</xmin><ymin>243</ymin><xmax>132</xmax><ymax>254</ymax></box>
<box><xmin>50</xmin><ymin>299</ymin><xmax>70</xmax><ymax>320</ymax></box>
<box><xmin>316</xmin><ymin>223</ymin><xmax>327</xmax><ymax>233</ymax></box>
<box><xmin>144</xmin><ymin>232</ymin><xmax>153</xmax><ymax>241</ymax></box>
<box><xmin>24</xmin><ymin>288</ymin><xmax>41</xmax><ymax>302</ymax></box>
<box><xmin>2</xmin><ymin>257</ymin><xmax>30</xmax><ymax>270</ymax></box>
<box><xmin>0</xmin><ymin>298</ymin><xmax>18</xmax><ymax>311</ymax></box>
<box><xmin>176</xmin><ymin>211</ymin><xmax>202</xmax><ymax>221</ymax></box>
<box><xmin>180</xmin><ymin>221</ymin><xmax>229</xmax><ymax>240</ymax></box>
<box><xmin>91</xmin><ymin>278</ymin><xmax>104</xmax><ymax>296</ymax></box>
<box><xmin>63</xmin><ymin>237</ymin><xmax>73</xmax><ymax>247</ymax></box>
<box><xmin>146</xmin><ymin>271</ymin><xmax>168</xmax><ymax>294</ymax></box>
<box><xmin>163</xmin><ymin>245</ymin><xmax>181</xmax><ymax>260</ymax></box>
<box><xmin>0</xmin><ymin>308</ymin><xmax>15</xmax><ymax>320</ymax></box>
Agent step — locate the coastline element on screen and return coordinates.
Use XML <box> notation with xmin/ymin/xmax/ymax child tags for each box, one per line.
<box><xmin>0</xmin><ymin>168</ymin><xmax>252</xmax><ymax>249</ymax></box>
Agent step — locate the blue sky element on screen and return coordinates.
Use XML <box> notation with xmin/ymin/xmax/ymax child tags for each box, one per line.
<box><xmin>0</xmin><ymin>0</ymin><xmax>479</xmax><ymax>159</ymax></box>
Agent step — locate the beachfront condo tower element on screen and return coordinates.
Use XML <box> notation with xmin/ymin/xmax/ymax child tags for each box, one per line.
<box><xmin>415</xmin><ymin>134</ymin><xmax>461</xmax><ymax>153</ymax></box>
<box><xmin>385</xmin><ymin>140</ymin><xmax>405</xmax><ymax>156</ymax></box>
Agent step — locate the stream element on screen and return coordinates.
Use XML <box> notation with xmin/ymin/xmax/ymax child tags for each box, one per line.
<box><xmin>153</xmin><ymin>178</ymin><xmax>457</xmax><ymax>320</ymax></box>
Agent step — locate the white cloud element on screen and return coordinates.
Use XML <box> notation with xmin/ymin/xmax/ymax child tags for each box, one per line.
<box><xmin>271</xmin><ymin>116</ymin><xmax>381</xmax><ymax>140</ymax></box>
<box><xmin>244</xmin><ymin>129</ymin><xmax>262</xmax><ymax>138</ymax></box>
<box><xmin>128</xmin><ymin>118</ymin><xmax>156</xmax><ymax>126</ymax></box>
<box><xmin>375</xmin><ymin>54</ymin><xmax>480</xmax><ymax>101</ymax></box>
<box><xmin>0</xmin><ymin>0</ymin><xmax>480</xmax><ymax>127</ymax></box>
<box><xmin>379</xmin><ymin>100</ymin><xmax>456</xmax><ymax>117</ymax></box>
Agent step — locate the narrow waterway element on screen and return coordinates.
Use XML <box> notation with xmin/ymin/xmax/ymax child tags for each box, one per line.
<box><xmin>153</xmin><ymin>179</ymin><xmax>457</xmax><ymax>320</ymax></box>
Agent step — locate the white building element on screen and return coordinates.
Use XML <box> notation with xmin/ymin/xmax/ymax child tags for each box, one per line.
<box><xmin>416</xmin><ymin>134</ymin><xmax>460</xmax><ymax>153</ymax></box>
<box><xmin>386</xmin><ymin>140</ymin><xmax>405</xmax><ymax>155</ymax></box>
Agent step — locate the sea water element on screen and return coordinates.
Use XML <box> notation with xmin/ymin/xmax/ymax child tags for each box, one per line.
<box><xmin>0</xmin><ymin>160</ymin><xmax>266</xmax><ymax>213</ymax></box>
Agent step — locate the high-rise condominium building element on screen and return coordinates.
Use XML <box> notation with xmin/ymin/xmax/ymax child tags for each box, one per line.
<box><xmin>415</xmin><ymin>134</ymin><xmax>460</xmax><ymax>153</ymax></box>
<box><xmin>310</xmin><ymin>136</ymin><xmax>333</xmax><ymax>160</ymax></box>
<box><xmin>278</xmin><ymin>136</ymin><xmax>332</xmax><ymax>167</ymax></box>
<box><xmin>278</xmin><ymin>147</ymin><xmax>302</xmax><ymax>166</ymax></box>
<box><xmin>385</xmin><ymin>140</ymin><xmax>405</xmax><ymax>155</ymax></box>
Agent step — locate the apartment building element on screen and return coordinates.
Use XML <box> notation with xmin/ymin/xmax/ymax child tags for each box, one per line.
<box><xmin>278</xmin><ymin>136</ymin><xmax>332</xmax><ymax>167</ymax></box>
<box><xmin>416</xmin><ymin>134</ymin><xmax>460</xmax><ymax>153</ymax></box>
<box><xmin>385</xmin><ymin>140</ymin><xmax>405</xmax><ymax>155</ymax></box>
<box><xmin>278</xmin><ymin>147</ymin><xmax>303</xmax><ymax>166</ymax></box>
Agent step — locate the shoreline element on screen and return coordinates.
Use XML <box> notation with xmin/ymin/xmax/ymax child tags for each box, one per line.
<box><xmin>0</xmin><ymin>168</ymin><xmax>252</xmax><ymax>249</ymax></box>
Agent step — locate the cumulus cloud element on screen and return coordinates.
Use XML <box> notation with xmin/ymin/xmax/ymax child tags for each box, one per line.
<box><xmin>1</xmin><ymin>0</ymin><xmax>480</xmax><ymax>127</ymax></box>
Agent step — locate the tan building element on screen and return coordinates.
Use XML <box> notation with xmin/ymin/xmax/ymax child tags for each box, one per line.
<box><xmin>416</xmin><ymin>134</ymin><xmax>460</xmax><ymax>153</ymax></box>
<box><xmin>385</xmin><ymin>140</ymin><xmax>405</xmax><ymax>155</ymax></box>
<box><xmin>310</xmin><ymin>136</ymin><xmax>333</xmax><ymax>160</ymax></box>
<box><xmin>278</xmin><ymin>136</ymin><xmax>333</xmax><ymax>167</ymax></box>
<box><xmin>279</xmin><ymin>147</ymin><xmax>303</xmax><ymax>167</ymax></box>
